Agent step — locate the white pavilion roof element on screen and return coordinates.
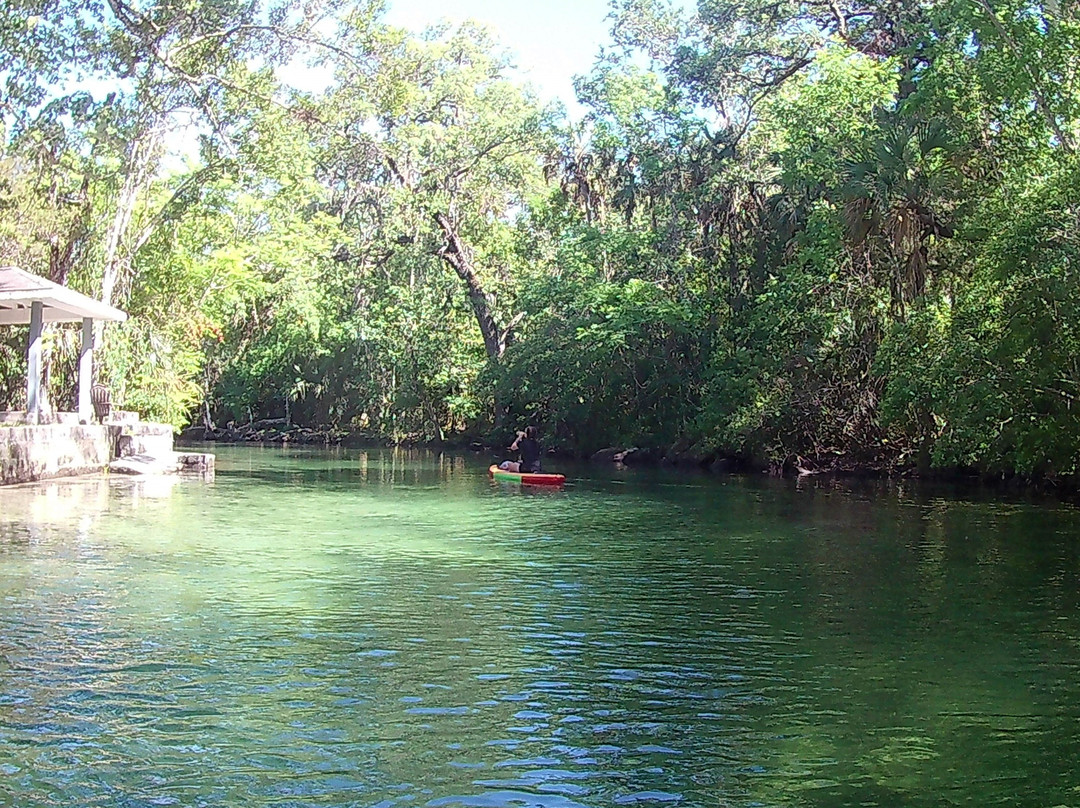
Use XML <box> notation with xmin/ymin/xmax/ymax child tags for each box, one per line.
<box><xmin>0</xmin><ymin>266</ymin><xmax>127</xmax><ymax>325</ymax></box>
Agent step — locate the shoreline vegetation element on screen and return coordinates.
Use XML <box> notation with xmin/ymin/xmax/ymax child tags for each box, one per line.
<box><xmin>181</xmin><ymin>422</ymin><xmax>1079</xmax><ymax>496</ymax></box>
<box><xmin>3</xmin><ymin>1</ymin><xmax>1080</xmax><ymax>495</ymax></box>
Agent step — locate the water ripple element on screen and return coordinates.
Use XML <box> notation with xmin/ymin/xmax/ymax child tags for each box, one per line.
<box><xmin>1</xmin><ymin>449</ymin><xmax>1079</xmax><ymax>806</ymax></box>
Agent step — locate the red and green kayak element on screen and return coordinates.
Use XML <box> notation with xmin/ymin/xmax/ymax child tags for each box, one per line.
<box><xmin>489</xmin><ymin>464</ymin><xmax>566</xmax><ymax>487</ymax></box>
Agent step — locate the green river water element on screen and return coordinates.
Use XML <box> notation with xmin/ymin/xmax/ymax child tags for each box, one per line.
<box><xmin>1</xmin><ymin>446</ymin><xmax>1080</xmax><ymax>807</ymax></box>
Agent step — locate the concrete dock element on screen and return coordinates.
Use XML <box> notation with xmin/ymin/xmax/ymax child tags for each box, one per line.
<box><xmin>0</xmin><ymin>411</ymin><xmax>213</xmax><ymax>486</ymax></box>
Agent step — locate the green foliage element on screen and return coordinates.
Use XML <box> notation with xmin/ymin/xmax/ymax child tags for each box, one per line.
<box><xmin>1</xmin><ymin>0</ymin><xmax>1079</xmax><ymax>485</ymax></box>
<box><xmin>100</xmin><ymin>318</ymin><xmax>203</xmax><ymax>427</ymax></box>
<box><xmin>498</xmin><ymin>270</ymin><xmax>707</xmax><ymax>453</ymax></box>
<box><xmin>701</xmin><ymin>204</ymin><xmax>887</xmax><ymax>466</ymax></box>
<box><xmin>882</xmin><ymin>164</ymin><xmax>1080</xmax><ymax>477</ymax></box>
<box><xmin>762</xmin><ymin>46</ymin><xmax>899</xmax><ymax>192</ymax></box>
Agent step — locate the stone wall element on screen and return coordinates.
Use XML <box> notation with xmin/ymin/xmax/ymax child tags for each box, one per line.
<box><xmin>0</xmin><ymin>422</ymin><xmax>176</xmax><ymax>485</ymax></box>
<box><xmin>125</xmin><ymin>422</ymin><xmax>174</xmax><ymax>458</ymax></box>
<box><xmin>0</xmin><ymin>424</ymin><xmax>114</xmax><ymax>486</ymax></box>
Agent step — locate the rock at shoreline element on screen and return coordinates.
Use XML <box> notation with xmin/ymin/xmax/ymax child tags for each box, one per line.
<box><xmin>110</xmin><ymin>452</ymin><xmax>215</xmax><ymax>477</ymax></box>
<box><xmin>195</xmin><ymin>423</ymin><xmax>347</xmax><ymax>445</ymax></box>
<box><xmin>709</xmin><ymin>457</ymin><xmax>735</xmax><ymax>473</ymax></box>
<box><xmin>662</xmin><ymin>438</ymin><xmax>716</xmax><ymax>467</ymax></box>
<box><xmin>620</xmin><ymin>447</ymin><xmax>658</xmax><ymax>465</ymax></box>
<box><xmin>587</xmin><ymin>447</ymin><xmax>660</xmax><ymax>465</ymax></box>
<box><xmin>590</xmin><ymin>448</ymin><xmax>625</xmax><ymax>464</ymax></box>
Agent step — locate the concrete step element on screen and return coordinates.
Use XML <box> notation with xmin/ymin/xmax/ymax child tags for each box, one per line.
<box><xmin>109</xmin><ymin>451</ymin><xmax>215</xmax><ymax>477</ymax></box>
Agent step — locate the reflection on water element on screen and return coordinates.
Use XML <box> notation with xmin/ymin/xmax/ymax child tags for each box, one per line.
<box><xmin>1</xmin><ymin>474</ymin><xmax>181</xmax><ymax>527</ymax></box>
<box><xmin>1</xmin><ymin>446</ymin><xmax>1080</xmax><ymax>807</ymax></box>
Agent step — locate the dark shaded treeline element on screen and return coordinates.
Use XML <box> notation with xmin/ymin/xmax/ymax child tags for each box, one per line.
<box><xmin>1</xmin><ymin>0</ymin><xmax>1078</xmax><ymax>484</ymax></box>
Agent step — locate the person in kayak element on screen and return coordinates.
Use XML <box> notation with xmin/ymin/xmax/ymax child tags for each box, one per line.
<box><xmin>499</xmin><ymin>426</ymin><xmax>542</xmax><ymax>473</ymax></box>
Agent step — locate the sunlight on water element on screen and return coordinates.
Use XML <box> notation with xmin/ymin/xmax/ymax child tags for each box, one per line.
<box><xmin>2</xmin><ymin>446</ymin><xmax>1080</xmax><ymax>807</ymax></box>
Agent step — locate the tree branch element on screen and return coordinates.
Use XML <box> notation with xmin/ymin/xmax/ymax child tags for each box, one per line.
<box><xmin>971</xmin><ymin>0</ymin><xmax>1075</xmax><ymax>153</ymax></box>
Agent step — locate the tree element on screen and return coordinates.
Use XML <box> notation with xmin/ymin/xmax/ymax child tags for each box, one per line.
<box><xmin>324</xmin><ymin>20</ymin><xmax>552</xmax><ymax>363</ymax></box>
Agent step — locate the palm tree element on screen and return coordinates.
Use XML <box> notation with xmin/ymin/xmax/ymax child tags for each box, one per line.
<box><xmin>839</xmin><ymin>114</ymin><xmax>960</xmax><ymax>310</ymax></box>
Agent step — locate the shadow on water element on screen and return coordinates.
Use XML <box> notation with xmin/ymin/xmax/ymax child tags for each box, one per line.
<box><xmin>1</xmin><ymin>445</ymin><xmax>1080</xmax><ymax>807</ymax></box>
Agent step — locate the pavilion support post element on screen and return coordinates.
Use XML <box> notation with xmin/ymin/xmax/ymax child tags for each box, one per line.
<box><xmin>78</xmin><ymin>317</ymin><xmax>93</xmax><ymax>424</ymax></box>
<box><xmin>26</xmin><ymin>301</ymin><xmax>43</xmax><ymax>425</ymax></box>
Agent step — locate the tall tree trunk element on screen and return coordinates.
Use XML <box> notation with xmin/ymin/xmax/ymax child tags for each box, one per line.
<box><xmin>48</xmin><ymin>176</ymin><xmax>91</xmax><ymax>287</ymax></box>
<box><xmin>432</xmin><ymin>212</ymin><xmax>520</xmax><ymax>430</ymax></box>
<box><xmin>101</xmin><ymin>122</ymin><xmax>164</xmax><ymax>306</ymax></box>
<box><xmin>433</xmin><ymin>211</ymin><xmax>504</xmax><ymax>360</ymax></box>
